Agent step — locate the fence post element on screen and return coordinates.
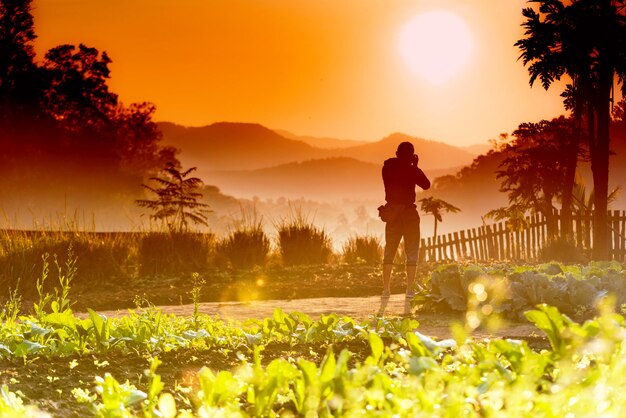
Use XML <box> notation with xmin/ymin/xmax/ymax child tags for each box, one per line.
<box><xmin>497</xmin><ymin>222</ymin><xmax>505</xmax><ymax>260</ymax></box>
<box><xmin>584</xmin><ymin>210</ymin><xmax>592</xmax><ymax>250</ymax></box>
<box><xmin>426</xmin><ymin>236</ymin><xmax>433</xmax><ymax>262</ymax></box>
<box><xmin>612</xmin><ymin>210</ymin><xmax>620</xmax><ymax>261</ymax></box>
<box><xmin>477</xmin><ymin>227</ymin><xmax>485</xmax><ymax>260</ymax></box>
<box><xmin>471</xmin><ymin>228</ymin><xmax>479</xmax><ymax>260</ymax></box>
<box><xmin>619</xmin><ymin>211</ymin><xmax>626</xmax><ymax>262</ymax></box>
<box><xmin>574</xmin><ymin>211</ymin><xmax>582</xmax><ymax>250</ymax></box>
<box><xmin>531</xmin><ymin>213</ymin><xmax>538</xmax><ymax>259</ymax></box>
<box><xmin>487</xmin><ymin>225</ymin><xmax>495</xmax><ymax>259</ymax></box>
<box><xmin>459</xmin><ymin>230</ymin><xmax>467</xmax><ymax>259</ymax></box>
<box><xmin>525</xmin><ymin>220</ymin><xmax>531</xmax><ymax>260</ymax></box>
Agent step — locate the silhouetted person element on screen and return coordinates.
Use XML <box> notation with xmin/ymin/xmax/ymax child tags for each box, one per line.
<box><xmin>379</xmin><ymin>141</ymin><xmax>430</xmax><ymax>315</ymax></box>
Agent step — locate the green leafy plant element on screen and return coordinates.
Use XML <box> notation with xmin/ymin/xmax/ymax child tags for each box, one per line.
<box><xmin>189</xmin><ymin>272</ymin><xmax>205</xmax><ymax>330</ymax></box>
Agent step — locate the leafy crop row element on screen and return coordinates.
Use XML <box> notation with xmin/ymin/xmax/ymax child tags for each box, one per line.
<box><xmin>0</xmin><ymin>300</ymin><xmax>418</xmax><ymax>359</ymax></box>
<box><xmin>2</xmin><ymin>304</ymin><xmax>625</xmax><ymax>417</ymax></box>
<box><xmin>425</xmin><ymin>261</ymin><xmax>626</xmax><ymax>318</ymax></box>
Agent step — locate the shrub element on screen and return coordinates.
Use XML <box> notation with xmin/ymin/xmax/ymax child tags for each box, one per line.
<box><xmin>342</xmin><ymin>235</ymin><xmax>382</xmax><ymax>264</ymax></box>
<box><xmin>216</xmin><ymin>228</ymin><xmax>270</xmax><ymax>269</ymax></box>
<box><xmin>138</xmin><ymin>232</ymin><xmax>213</xmax><ymax>275</ymax></box>
<box><xmin>0</xmin><ymin>230</ymin><xmax>135</xmax><ymax>298</ymax></box>
<box><xmin>539</xmin><ymin>237</ymin><xmax>588</xmax><ymax>263</ymax></box>
<box><xmin>277</xmin><ymin>213</ymin><xmax>332</xmax><ymax>266</ymax></box>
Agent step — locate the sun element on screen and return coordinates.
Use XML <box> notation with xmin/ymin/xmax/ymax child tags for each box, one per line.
<box><xmin>398</xmin><ymin>11</ymin><xmax>473</xmax><ymax>85</ymax></box>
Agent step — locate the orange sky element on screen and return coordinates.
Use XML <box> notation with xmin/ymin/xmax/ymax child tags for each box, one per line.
<box><xmin>32</xmin><ymin>0</ymin><xmax>571</xmax><ymax>146</ymax></box>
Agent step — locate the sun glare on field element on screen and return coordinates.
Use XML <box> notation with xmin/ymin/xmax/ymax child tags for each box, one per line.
<box><xmin>398</xmin><ymin>10</ymin><xmax>473</xmax><ymax>85</ymax></box>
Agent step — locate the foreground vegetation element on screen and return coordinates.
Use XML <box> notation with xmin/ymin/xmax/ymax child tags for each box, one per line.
<box><xmin>0</xmin><ymin>300</ymin><xmax>624</xmax><ymax>417</ymax></box>
<box><xmin>1</xmin><ymin>232</ymin><xmax>625</xmax><ymax>416</ymax></box>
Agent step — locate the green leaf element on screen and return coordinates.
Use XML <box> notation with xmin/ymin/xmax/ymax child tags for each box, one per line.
<box><xmin>408</xmin><ymin>356</ymin><xmax>438</xmax><ymax>376</ymax></box>
<box><xmin>319</xmin><ymin>347</ymin><xmax>336</xmax><ymax>383</ymax></box>
<box><xmin>14</xmin><ymin>340</ymin><xmax>45</xmax><ymax>356</ymax></box>
<box><xmin>369</xmin><ymin>332</ymin><xmax>384</xmax><ymax>363</ymax></box>
<box><xmin>158</xmin><ymin>393</ymin><xmax>177</xmax><ymax>418</ymax></box>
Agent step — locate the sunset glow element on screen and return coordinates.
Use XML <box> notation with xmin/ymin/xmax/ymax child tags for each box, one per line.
<box><xmin>398</xmin><ymin>11</ymin><xmax>473</xmax><ymax>85</ymax></box>
<box><xmin>31</xmin><ymin>0</ymin><xmax>569</xmax><ymax>146</ymax></box>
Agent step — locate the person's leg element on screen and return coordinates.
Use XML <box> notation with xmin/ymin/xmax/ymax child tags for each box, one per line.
<box><xmin>379</xmin><ymin>220</ymin><xmax>401</xmax><ymax>316</ymax></box>
<box><xmin>382</xmin><ymin>264</ymin><xmax>393</xmax><ymax>295</ymax></box>
<box><xmin>382</xmin><ymin>221</ymin><xmax>402</xmax><ymax>294</ymax></box>
<box><xmin>403</xmin><ymin>211</ymin><xmax>421</xmax><ymax>315</ymax></box>
<box><xmin>406</xmin><ymin>264</ymin><xmax>417</xmax><ymax>296</ymax></box>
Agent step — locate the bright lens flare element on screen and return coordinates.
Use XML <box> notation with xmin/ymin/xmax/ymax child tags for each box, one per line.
<box><xmin>398</xmin><ymin>11</ymin><xmax>473</xmax><ymax>85</ymax></box>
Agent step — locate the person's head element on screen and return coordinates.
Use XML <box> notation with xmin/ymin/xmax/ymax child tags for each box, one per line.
<box><xmin>396</xmin><ymin>141</ymin><xmax>415</xmax><ymax>160</ymax></box>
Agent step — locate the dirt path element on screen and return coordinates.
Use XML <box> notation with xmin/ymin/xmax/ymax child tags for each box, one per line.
<box><xmin>87</xmin><ymin>294</ymin><xmax>544</xmax><ymax>343</ymax></box>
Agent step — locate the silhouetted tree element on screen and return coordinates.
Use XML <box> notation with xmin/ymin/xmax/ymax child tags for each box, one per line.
<box><xmin>136</xmin><ymin>163</ymin><xmax>210</xmax><ymax>232</ymax></box>
<box><xmin>0</xmin><ymin>0</ymin><xmax>48</xmax><ymax>147</ymax></box>
<box><xmin>0</xmin><ymin>0</ymin><xmax>182</xmax><ymax>216</ymax></box>
<box><xmin>114</xmin><ymin>102</ymin><xmax>177</xmax><ymax>177</ymax></box>
<box><xmin>484</xmin><ymin>204</ymin><xmax>530</xmax><ymax>232</ymax></box>
<box><xmin>495</xmin><ymin>119</ymin><xmax>574</xmax><ymax>238</ymax></box>
<box><xmin>42</xmin><ymin>44</ymin><xmax>118</xmax><ymax>135</ymax></box>
<box><xmin>516</xmin><ymin>0</ymin><xmax>626</xmax><ymax>259</ymax></box>
<box><xmin>418</xmin><ymin>196</ymin><xmax>460</xmax><ymax>242</ymax></box>
<box><xmin>571</xmin><ymin>174</ymin><xmax>621</xmax><ymax>212</ymax></box>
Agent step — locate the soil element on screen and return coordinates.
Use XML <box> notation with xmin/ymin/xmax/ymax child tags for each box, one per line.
<box><xmin>80</xmin><ymin>294</ymin><xmax>545</xmax><ymax>345</ymax></box>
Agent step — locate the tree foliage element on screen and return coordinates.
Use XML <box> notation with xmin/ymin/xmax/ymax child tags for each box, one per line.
<box><xmin>515</xmin><ymin>0</ymin><xmax>626</xmax><ymax>259</ymax></box>
<box><xmin>493</xmin><ymin>118</ymin><xmax>576</xmax><ymax>237</ymax></box>
<box><xmin>42</xmin><ymin>43</ymin><xmax>118</xmax><ymax>134</ymax></box>
<box><xmin>0</xmin><ymin>0</ymin><xmax>177</xmax><ymax>196</ymax></box>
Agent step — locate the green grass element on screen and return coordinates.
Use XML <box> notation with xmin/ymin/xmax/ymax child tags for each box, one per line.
<box><xmin>138</xmin><ymin>232</ymin><xmax>214</xmax><ymax>275</ymax></box>
<box><xmin>276</xmin><ymin>211</ymin><xmax>332</xmax><ymax>266</ymax></box>
<box><xmin>342</xmin><ymin>234</ymin><xmax>383</xmax><ymax>265</ymax></box>
<box><xmin>215</xmin><ymin>228</ymin><xmax>270</xmax><ymax>269</ymax></box>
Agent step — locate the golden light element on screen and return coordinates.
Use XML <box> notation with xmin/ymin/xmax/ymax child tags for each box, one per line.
<box><xmin>398</xmin><ymin>10</ymin><xmax>473</xmax><ymax>85</ymax></box>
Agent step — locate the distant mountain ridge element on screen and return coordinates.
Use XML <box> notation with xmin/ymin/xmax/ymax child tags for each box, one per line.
<box><xmin>328</xmin><ymin>132</ymin><xmax>476</xmax><ymax>169</ymax></box>
<box><xmin>207</xmin><ymin>157</ymin><xmax>381</xmax><ymax>200</ymax></box>
<box><xmin>159</xmin><ymin>122</ymin><xmax>323</xmax><ymax>170</ymax></box>
<box><xmin>158</xmin><ymin>121</ymin><xmax>476</xmax><ymax>171</ymax></box>
<box><xmin>273</xmin><ymin>129</ymin><xmax>368</xmax><ymax>149</ymax></box>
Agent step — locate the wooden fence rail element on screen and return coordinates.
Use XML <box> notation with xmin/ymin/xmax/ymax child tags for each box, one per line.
<box><xmin>419</xmin><ymin>210</ymin><xmax>626</xmax><ymax>262</ymax></box>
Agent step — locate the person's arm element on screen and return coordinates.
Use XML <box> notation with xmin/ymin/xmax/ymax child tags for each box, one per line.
<box><xmin>414</xmin><ymin>167</ymin><xmax>431</xmax><ymax>190</ymax></box>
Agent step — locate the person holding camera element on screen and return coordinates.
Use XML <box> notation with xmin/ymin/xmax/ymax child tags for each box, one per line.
<box><xmin>378</xmin><ymin>141</ymin><xmax>430</xmax><ymax>316</ymax></box>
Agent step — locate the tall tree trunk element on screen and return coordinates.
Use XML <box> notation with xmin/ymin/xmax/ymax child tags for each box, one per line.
<box><xmin>543</xmin><ymin>195</ymin><xmax>557</xmax><ymax>240</ymax></box>
<box><xmin>591</xmin><ymin>77</ymin><xmax>612</xmax><ymax>260</ymax></box>
<box><xmin>560</xmin><ymin>120</ymin><xmax>580</xmax><ymax>240</ymax></box>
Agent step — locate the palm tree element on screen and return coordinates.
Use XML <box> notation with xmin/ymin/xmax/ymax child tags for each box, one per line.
<box><xmin>484</xmin><ymin>205</ymin><xmax>530</xmax><ymax>232</ymax></box>
<box><xmin>136</xmin><ymin>163</ymin><xmax>210</xmax><ymax>232</ymax></box>
<box><xmin>418</xmin><ymin>197</ymin><xmax>461</xmax><ymax>243</ymax></box>
<box><xmin>515</xmin><ymin>0</ymin><xmax>626</xmax><ymax>260</ymax></box>
<box><xmin>571</xmin><ymin>174</ymin><xmax>621</xmax><ymax>212</ymax></box>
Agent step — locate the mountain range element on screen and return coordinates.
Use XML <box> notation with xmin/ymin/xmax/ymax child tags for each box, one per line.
<box><xmin>159</xmin><ymin>122</ymin><xmax>478</xmax><ymax>170</ymax></box>
<box><xmin>158</xmin><ymin>121</ymin><xmax>480</xmax><ymax>200</ymax></box>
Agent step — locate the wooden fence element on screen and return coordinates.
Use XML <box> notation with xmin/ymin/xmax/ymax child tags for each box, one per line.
<box><xmin>419</xmin><ymin>210</ymin><xmax>626</xmax><ymax>262</ymax></box>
